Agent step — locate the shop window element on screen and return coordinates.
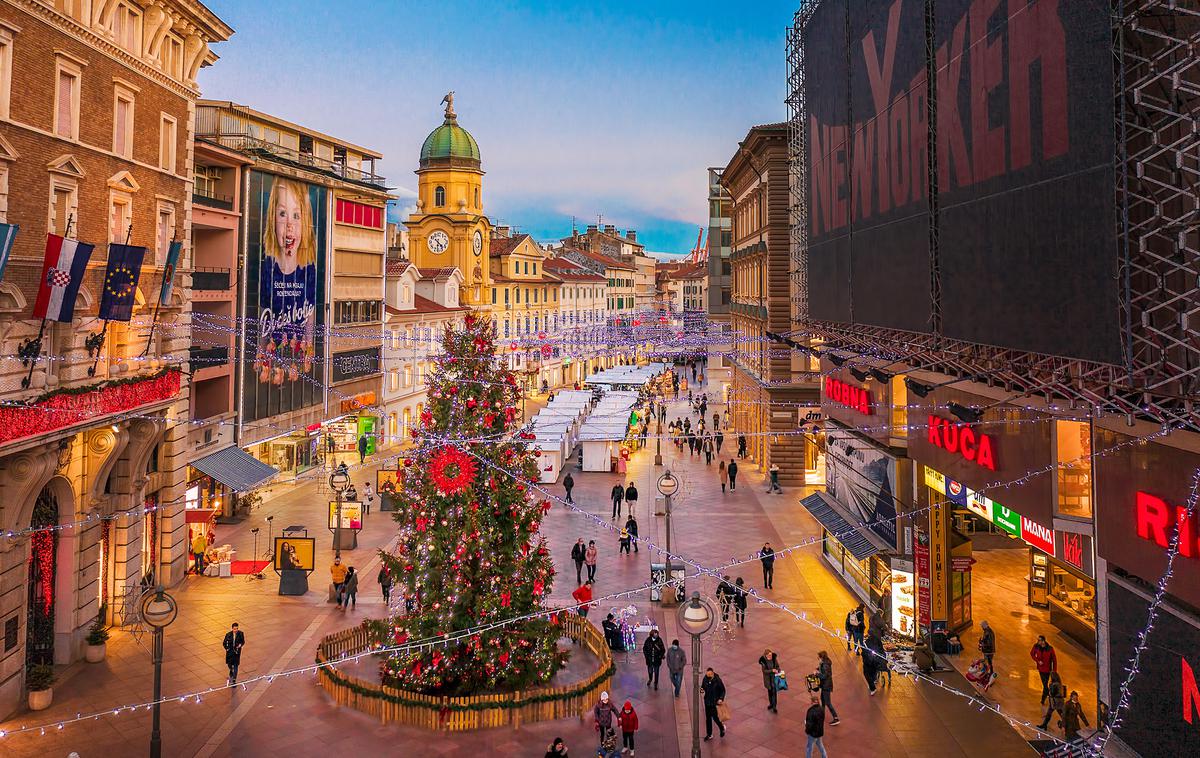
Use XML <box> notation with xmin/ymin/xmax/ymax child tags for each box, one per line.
<box><xmin>1056</xmin><ymin>420</ymin><xmax>1092</xmax><ymax>518</ymax></box>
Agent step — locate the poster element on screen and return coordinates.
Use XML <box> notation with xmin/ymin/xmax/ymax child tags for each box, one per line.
<box><xmin>915</xmin><ymin>537</ymin><xmax>931</xmax><ymax>631</ymax></box>
<box><xmin>242</xmin><ymin>172</ymin><xmax>327</xmax><ymax>423</ymax></box>
<box><xmin>825</xmin><ymin>426</ymin><xmax>898</xmax><ymax>548</ymax></box>
<box><xmin>329</xmin><ymin>501</ymin><xmax>363</xmax><ymax>530</ymax></box>
<box><xmin>929</xmin><ymin>500</ymin><xmax>949</xmax><ymax>622</ymax></box>
<box><xmin>273</xmin><ymin>536</ymin><xmax>315</xmax><ymax>572</ymax></box>
<box><xmin>890</xmin><ymin>568</ymin><xmax>916</xmax><ymax>638</ymax></box>
<box><xmin>377</xmin><ymin>469</ymin><xmax>401</xmax><ymax>496</ymax></box>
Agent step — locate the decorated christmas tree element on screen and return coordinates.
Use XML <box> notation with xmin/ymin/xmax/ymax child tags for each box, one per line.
<box><xmin>378</xmin><ymin>313</ymin><xmax>566</xmax><ymax>694</ymax></box>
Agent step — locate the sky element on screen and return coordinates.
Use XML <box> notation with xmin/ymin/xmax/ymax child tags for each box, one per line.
<box><xmin>199</xmin><ymin>0</ymin><xmax>796</xmax><ymax>253</ymax></box>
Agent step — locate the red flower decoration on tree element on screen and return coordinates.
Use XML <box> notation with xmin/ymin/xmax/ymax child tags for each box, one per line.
<box><xmin>428</xmin><ymin>446</ymin><xmax>478</xmax><ymax>496</ymax></box>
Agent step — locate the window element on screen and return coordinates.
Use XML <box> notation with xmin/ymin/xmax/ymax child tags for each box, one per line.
<box><xmin>533</xmin><ymin>262</ymin><xmax>537</xmax><ymax>275</ymax></box>
<box><xmin>194</xmin><ymin>165</ymin><xmax>222</xmax><ymax>198</ymax></box>
<box><xmin>0</xmin><ymin>26</ymin><xmax>13</xmax><ymax>121</ymax></box>
<box><xmin>334</xmin><ymin>300</ymin><xmax>382</xmax><ymax>324</ymax></box>
<box><xmin>1056</xmin><ymin>420</ymin><xmax>1093</xmax><ymax>519</ymax></box>
<box><xmin>113</xmin><ymin>88</ymin><xmax>134</xmax><ymax>158</ymax></box>
<box><xmin>161</xmin><ymin>35</ymin><xmax>184</xmax><ymax>80</ymax></box>
<box><xmin>515</xmin><ymin>288</ymin><xmax>520</xmax><ymax>304</ymax></box>
<box><xmin>491</xmin><ymin>288</ymin><xmax>497</xmax><ymax>305</ymax></box>
<box><xmin>109</xmin><ymin>194</ymin><xmax>132</xmax><ymax>243</ymax></box>
<box><xmin>403</xmin><ymin>365</ymin><xmax>412</xmax><ymax>386</ymax></box>
<box><xmin>389</xmin><ymin>369</ymin><xmax>400</xmax><ymax>391</ymax></box>
<box><xmin>335</xmin><ymin>198</ymin><xmax>383</xmax><ymax>228</ymax></box>
<box><xmin>112</xmin><ymin>2</ymin><xmax>143</xmax><ymax>54</ymax></box>
<box><xmin>49</xmin><ymin>180</ymin><xmax>77</xmax><ymax>235</ymax></box>
<box><xmin>503</xmin><ymin>288</ymin><xmax>509</xmax><ymax>304</ymax></box>
<box><xmin>159</xmin><ymin>114</ymin><xmax>177</xmax><ymax>172</ymax></box>
<box><xmin>504</xmin><ymin>320</ymin><xmax>510</xmax><ymax>337</ymax></box>
<box><xmin>434</xmin><ymin>186</ymin><xmax>446</xmax><ymax>207</ymax></box>
<box><xmin>155</xmin><ymin>203</ymin><xmax>175</xmax><ymax>266</ymax></box>
<box><xmin>513</xmin><ymin>261</ymin><xmax>519</xmax><ymax>275</ymax></box>
<box><xmin>524</xmin><ymin>261</ymin><xmax>529</xmax><ymax>275</ymax></box>
<box><xmin>474</xmin><ymin>187</ymin><xmax>479</xmax><ymax>207</ymax></box>
<box><xmin>533</xmin><ymin>288</ymin><xmax>538</xmax><ymax>304</ymax></box>
<box><xmin>55</xmin><ymin>59</ymin><xmax>82</xmax><ymax>140</ymax></box>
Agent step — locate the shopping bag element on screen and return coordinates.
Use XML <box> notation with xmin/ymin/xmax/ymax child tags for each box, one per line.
<box><xmin>805</xmin><ymin>673</ymin><xmax>822</xmax><ymax>692</ymax></box>
<box><xmin>716</xmin><ymin>701</ymin><xmax>732</xmax><ymax>722</ymax></box>
<box><xmin>774</xmin><ymin>672</ymin><xmax>789</xmax><ymax>691</ymax></box>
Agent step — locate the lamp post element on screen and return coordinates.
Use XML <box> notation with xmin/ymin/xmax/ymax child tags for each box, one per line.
<box><xmin>676</xmin><ymin>591</ymin><xmax>716</xmax><ymax>758</ymax></box>
<box><xmin>139</xmin><ymin>586</ymin><xmax>178</xmax><ymax>758</ymax></box>
<box><xmin>654</xmin><ymin>414</ymin><xmax>663</xmax><ymax>467</ymax></box>
<box><xmin>657</xmin><ymin>470</ymin><xmax>680</xmax><ymax>606</ymax></box>
<box><xmin>329</xmin><ymin>462</ymin><xmax>350</xmax><ymax>559</ymax></box>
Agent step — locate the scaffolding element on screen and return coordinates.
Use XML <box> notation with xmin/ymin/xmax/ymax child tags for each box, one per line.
<box><xmin>786</xmin><ymin>0</ymin><xmax>1200</xmax><ymax>429</ymax></box>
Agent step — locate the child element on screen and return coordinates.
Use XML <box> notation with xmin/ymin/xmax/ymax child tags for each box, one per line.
<box><xmin>618</xmin><ymin>700</ymin><xmax>639</xmax><ymax>756</ymax></box>
<box><xmin>619</xmin><ymin>526</ymin><xmax>632</xmax><ymax>554</ymax></box>
<box><xmin>596</xmin><ymin>727</ymin><xmax>620</xmax><ymax>758</ymax></box>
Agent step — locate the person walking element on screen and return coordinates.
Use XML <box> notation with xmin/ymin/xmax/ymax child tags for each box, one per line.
<box><xmin>760</xmin><ymin>542</ymin><xmax>776</xmax><ymax>588</ymax></box>
<box><xmin>1062</xmin><ymin>691</ymin><xmax>1090</xmax><ymax>738</ymax></box>
<box><xmin>805</xmin><ymin>692</ymin><xmax>828</xmax><ymax>758</ymax></box>
<box><xmin>610</xmin><ymin>483</ymin><xmax>624</xmax><ymax>520</ymax></box>
<box><xmin>330</xmin><ymin>557</ymin><xmax>348</xmax><ymax>606</ymax></box>
<box><xmin>733</xmin><ymin>577</ymin><xmax>749</xmax><ymax>628</ymax></box>
<box><xmin>377</xmin><ymin>565</ymin><xmax>394</xmax><ymax>605</ymax></box>
<box><xmin>643</xmin><ymin>629</ymin><xmax>666</xmax><ymax>690</ymax></box>
<box><xmin>593</xmin><ymin>691</ymin><xmax>620</xmax><ymax>746</ymax></box>
<box><xmin>1030</xmin><ymin>635</ymin><xmax>1058</xmax><ymax>704</ymax></box>
<box><xmin>544</xmin><ymin>737</ymin><xmax>568</xmax><ymax>757</ymax></box>
<box><xmin>603</xmin><ymin>614</ymin><xmax>623</xmax><ymax>651</ymax></box>
<box><xmin>715</xmin><ymin>430</ymin><xmax>724</xmax><ymax>455</ymax></box>
<box><xmin>759</xmin><ymin>648</ymin><xmax>782</xmax><ymax>713</ymax></box>
<box><xmin>737</xmin><ymin>434</ymin><xmax>747</xmax><ymax>459</ymax></box>
<box><xmin>624</xmin><ymin>481</ymin><xmax>638</xmax><ymax>514</ymax></box>
<box><xmin>713</xmin><ymin>411</ymin><xmax>721</xmax><ymax>431</ymax></box>
<box><xmin>701</xmin><ymin>668</ymin><xmax>727</xmax><ymax>741</ymax></box>
<box><xmin>624</xmin><ymin>514</ymin><xmax>640</xmax><ymax>553</ymax></box>
<box><xmin>727</xmin><ymin>459</ymin><xmax>739</xmax><ymax>491</ymax></box>
<box><xmin>816</xmin><ymin>651</ymin><xmax>841</xmax><ymax>724</ymax></box>
<box><xmin>357</xmin><ymin>433</ymin><xmax>369</xmax><ymax>464</ymax></box>
<box><xmin>666</xmin><ymin>639</ymin><xmax>687</xmax><ymax>698</ymax></box>
<box><xmin>718</xmin><ymin>461</ymin><xmax>728</xmax><ymax>494</ymax></box>
<box><xmin>703</xmin><ymin>435</ymin><xmax>714</xmax><ymax>465</ymax></box>
<box><xmin>767</xmin><ymin>463</ymin><xmax>782</xmax><ymax>493</ymax></box>
<box><xmin>361</xmin><ymin>481</ymin><xmax>375</xmax><ymax>515</ymax></box>
<box><xmin>979</xmin><ymin>620</ymin><xmax>997</xmax><ymax>676</ymax></box>
<box><xmin>717</xmin><ymin>576</ymin><xmax>734</xmax><ymax>623</ymax></box>
<box><xmin>564</xmin><ymin>472</ymin><xmax>575</xmax><ymax>504</ymax></box>
<box><xmin>222</xmin><ymin>622</ymin><xmax>245</xmax><ymax>685</ymax></box>
<box><xmin>861</xmin><ymin>631</ymin><xmax>883</xmax><ymax>695</ymax></box>
<box><xmin>619</xmin><ymin>522</ymin><xmax>632</xmax><ymax>555</ymax></box>
<box><xmin>618</xmin><ymin>700</ymin><xmax>639</xmax><ymax>755</ymax></box>
<box><xmin>845</xmin><ymin>604</ymin><xmax>866</xmax><ymax>654</ymax></box>
<box><xmin>191</xmin><ymin>530</ymin><xmax>208</xmax><ymax>575</ymax></box>
<box><xmin>585</xmin><ymin>541</ymin><xmax>598</xmax><ymax>582</ymax></box>
<box><xmin>1038</xmin><ymin>671</ymin><xmax>1067</xmax><ymax>730</ymax></box>
<box><xmin>572</xmin><ymin>580</ymin><xmax>595</xmax><ymax>619</ymax></box>
<box><xmin>571</xmin><ymin>538</ymin><xmax>588</xmax><ymax>584</ymax></box>
<box><xmin>341</xmin><ymin>566</ymin><xmax>359</xmax><ymax>610</ymax></box>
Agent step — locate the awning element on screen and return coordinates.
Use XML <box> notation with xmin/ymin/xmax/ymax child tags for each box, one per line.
<box><xmin>800</xmin><ymin>491</ymin><xmax>890</xmax><ymax>561</ymax></box>
<box><xmin>190</xmin><ymin>446</ymin><xmax>278</xmax><ymax>492</ymax></box>
<box><xmin>184</xmin><ymin>508</ymin><xmax>217</xmax><ymax>524</ymax></box>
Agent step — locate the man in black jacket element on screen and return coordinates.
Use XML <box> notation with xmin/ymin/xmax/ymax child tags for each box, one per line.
<box><xmin>624</xmin><ymin>515</ymin><xmax>640</xmax><ymax>553</ymax></box>
<box><xmin>701</xmin><ymin>668</ymin><xmax>726</xmax><ymax>740</ymax></box>
<box><xmin>610</xmin><ymin>483</ymin><xmax>624</xmax><ymax>520</ymax></box>
<box><xmin>570</xmin><ymin>538</ymin><xmax>587</xmax><ymax>584</ymax></box>
<box><xmin>727</xmin><ymin>459</ymin><xmax>739</xmax><ymax>491</ymax></box>
<box><xmin>642</xmin><ymin>629</ymin><xmax>666</xmax><ymax>689</ymax></box>
<box><xmin>805</xmin><ymin>692</ymin><xmax>828</xmax><ymax>757</ymax></box>
<box><xmin>563</xmin><ymin>472</ymin><xmax>575</xmax><ymax>504</ymax></box>
<box><xmin>624</xmin><ymin>482</ymin><xmax>638</xmax><ymax>513</ymax></box>
<box><xmin>760</xmin><ymin>543</ymin><xmax>776</xmax><ymax>589</ymax></box>
<box><xmin>223</xmin><ymin>622</ymin><xmax>245</xmax><ymax>684</ymax></box>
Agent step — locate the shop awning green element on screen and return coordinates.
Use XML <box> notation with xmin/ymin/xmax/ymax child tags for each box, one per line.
<box><xmin>799</xmin><ymin>491</ymin><xmax>888</xmax><ymax>561</ymax></box>
<box><xmin>190</xmin><ymin>446</ymin><xmax>278</xmax><ymax>492</ymax></box>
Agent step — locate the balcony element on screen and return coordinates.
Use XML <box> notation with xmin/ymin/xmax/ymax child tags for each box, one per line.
<box><xmin>193</xmin><ymin>190</ymin><xmax>234</xmax><ymax>211</ymax></box>
<box><xmin>190</xmin><ymin>345</ymin><xmax>230</xmax><ymax>369</ymax></box>
<box><xmin>192</xmin><ymin>267</ymin><xmax>231</xmax><ymax>291</ymax></box>
<box><xmin>197</xmin><ymin>133</ymin><xmax>387</xmax><ymax>188</ymax></box>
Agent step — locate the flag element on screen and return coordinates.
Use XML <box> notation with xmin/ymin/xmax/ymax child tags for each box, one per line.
<box><xmin>0</xmin><ymin>223</ymin><xmax>17</xmax><ymax>284</ymax></box>
<box><xmin>32</xmin><ymin>234</ymin><xmax>96</xmax><ymax>323</ymax></box>
<box><xmin>99</xmin><ymin>243</ymin><xmax>147</xmax><ymax>322</ymax></box>
<box><xmin>158</xmin><ymin>240</ymin><xmax>182</xmax><ymax>306</ymax></box>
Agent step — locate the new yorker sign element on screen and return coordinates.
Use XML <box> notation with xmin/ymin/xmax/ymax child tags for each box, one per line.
<box><xmin>926</xmin><ymin>414</ymin><xmax>996</xmax><ymax>470</ymax></box>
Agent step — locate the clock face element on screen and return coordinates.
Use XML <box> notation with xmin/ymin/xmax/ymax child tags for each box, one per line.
<box><xmin>427</xmin><ymin>230</ymin><xmax>450</xmax><ymax>254</ymax></box>
<box><xmin>472</xmin><ymin>230</ymin><xmax>483</xmax><ymax>256</ymax></box>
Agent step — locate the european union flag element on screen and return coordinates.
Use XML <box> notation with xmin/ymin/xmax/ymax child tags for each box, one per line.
<box><xmin>99</xmin><ymin>243</ymin><xmax>146</xmax><ymax>322</ymax></box>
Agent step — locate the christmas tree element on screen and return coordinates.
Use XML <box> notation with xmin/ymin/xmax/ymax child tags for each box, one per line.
<box><xmin>378</xmin><ymin>313</ymin><xmax>566</xmax><ymax>694</ymax></box>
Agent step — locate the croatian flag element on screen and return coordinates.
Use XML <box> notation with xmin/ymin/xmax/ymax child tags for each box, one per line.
<box><xmin>32</xmin><ymin>234</ymin><xmax>96</xmax><ymax>322</ymax></box>
<box><xmin>0</xmin><ymin>222</ymin><xmax>17</xmax><ymax>284</ymax></box>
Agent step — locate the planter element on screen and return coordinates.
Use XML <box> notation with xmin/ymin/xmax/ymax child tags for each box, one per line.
<box><xmin>85</xmin><ymin>642</ymin><xmax>107</xmax><ymax>663</ymax></box>
<box><xmin>28</xmin><ymin>688</ymin><xmax>52</xmax><ymax>711</ymax></box>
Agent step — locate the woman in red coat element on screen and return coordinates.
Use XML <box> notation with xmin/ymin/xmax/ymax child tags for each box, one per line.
<box><xmin>619</xmin><ymin>700</ymin><xmax>640</xmax><ymax>755</ymax></box>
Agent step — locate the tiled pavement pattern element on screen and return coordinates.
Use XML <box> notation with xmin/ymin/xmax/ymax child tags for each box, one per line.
<box><xmin>0</xmin><ymin>385</ymin><xmax>1047</xmax><ymax>757</ymax></box>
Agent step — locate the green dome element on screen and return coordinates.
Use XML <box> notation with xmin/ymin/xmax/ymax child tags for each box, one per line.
<box><xmin>419</xmin><ymin>115</ymin><xmax>481</xmax><ymax>166</ymax></box>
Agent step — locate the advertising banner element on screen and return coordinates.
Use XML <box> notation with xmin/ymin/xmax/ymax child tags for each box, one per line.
<box><xmin>273</xmin><ymin>536</ymin><xmax>315</xmax><ymax>572</ymax></box>
<box><xmin>328</xmin><ymin>501</ymin><xmax>363</xmax><ymax>531</ymax></box>
<box><xmin>915</xmin><ymin>537</ymin><xmax>931</xmax><ymax>631</ymax></box>
<box><xmin>826</xmin><ymin>426</ymin><xmax>899</xmax><ymax>548</ymax></box>
<box><xmin>929</xmin><ymin>499</ymin><xmax>949</xmax><ymax>621</ymax></box>
<box><xmin>242</xmin><ymin>172</ymin><xmax>327</xmax><ymax>423</ymax></box>
<box><xmin>890</xmin><ymin>568</ymin><xmax>916</xmax><ymax>638</ymax></box>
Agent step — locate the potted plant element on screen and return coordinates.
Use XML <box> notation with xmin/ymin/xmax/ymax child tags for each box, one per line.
<box><xmin>85</xmin><ymin>605</ymin><xmax>110</xmax><ymax>662</ymax></box>
<box><xmin>26</xmin><ymin>664</ymin><xmax>55</xmax><ymax>711</ymax></box>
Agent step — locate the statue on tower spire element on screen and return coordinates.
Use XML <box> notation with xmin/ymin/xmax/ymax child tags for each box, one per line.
<box><xmin>441</xmin><ymin>91</ymin><xmax>456</xmax><ymax>120</ymax></box>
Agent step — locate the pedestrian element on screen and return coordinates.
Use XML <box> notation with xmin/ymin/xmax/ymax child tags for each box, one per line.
<box><xmin>618</xmin><ymin>700</ymin><xmax>639</xmax><ymax>755</ymax></box>
<box><xmin>571</xmin><ymin>538</ymin><xmax>588</xmax><ymax>584</ymax></box>
<box><xmin>544</xmin><ymin>737</ymin><xmax>568</xmax><ymax>757</ymax></box>
<box><xmin>727</xmin><ymin>459</ymin><xmax>738</xmax><ymax>491</ymax></box>
<box><xmin>625</xmin><ymin>514</ymin><xmax>639</xmax><ymax>553</ymax></box>
<box><xmin>1038</xmin><ymin>671</ymin><xmax>1067</xmax><ymax>730</ymax></box>
<box><xmin>718</xmin><ymin>461</ymin><xmax>728</xmax><ymax>493</ymax></box>
<box><xmin>191</xmin><ymin>530</ymin><xmax>207</xmax><ymax>575</ymax></box>
<box><xmin>362</xmin><ymin>481</ymin><xmax>375</xmax><ymax>515</ymax></box>
<box><xmin>715</xmin><ymin>430</ymin><xmax>724</xmax><ymax>454</ymax></box>
<box><xmin>345</xmin><ymin>482</ymin><xmax>358</xmax><ymax>502</ymax></box>
<box><xmin>713</xmin><ymin>411</ymin><xmax>720</xmax><ymax>431</ymax></box>
<box><xmin>758</xmin><ymin>542</ymin><xmax>776</xmax><ymax>588</ymax></box>
<box><xmin>845</xmin><ymin>604</ymin><xmax>865</xmax><ymax>654</ymax></box>
<box><xmin>1062</xmin><ymin>690</ymin><xmax>1090</xmax><ymax>738</ymax></box>
<box><xmin>357</xmin><ymin>433</ymin><xmax>369</xmax><ymax>464</ymax></box>
<box><xmin>688</xmin><ymin>433</ymin><xmax>697</xmax><ymax>456</ymax></box>
<box><xmin>737</xmin><ymin>434</ymin><xmax>747</xmax><ymax>459</ymax></box>
<box><xmin>815</xmin><ymin>650</ymin><xmax>840</xmax><ymax>724</ymax></box>
<box><xmin>869</xmin><ymin>625</ymin><xmax>891</xmax><ymax>685</ymax></box>
<box><xmin>643</xmin><ymin>629</ymin><xmax>666</xmax><ymax>690</ymax></box>
<box><xmin>717</xmin><ymin>575</ymin><xmax>734</xmax><ymax>623</ymax></box>
<box><xmin>701</xmin><ymin>668</ymin><xmax>727</xmax><ymax>741</ymax></box>
<box><xmin>619</xmin><ymin>523</ymin><xmax>632</xmax><ymax>554</ymax></box>
<box><xmin>1030</xmin><ymin>634</ymin><xmax>1058</xmax><ymax>704</ymax></box>
<box><xmin>602</xmin><ymin>613</ymin><xmax>623</xmax><ymax>650</ymax></box>
<box><xmin>564</xmin><ymin>472</ymin><xmax>575</xmax><ymax>504</ymax></box>
<box><xmin>222</xmin><ymin>622</ymin><xmax>244</xmax><ymax>684</ymax></box>
<box><xmin>624</xmin><ymin>481</ymin><xmax>638</xmax><ymax>513</ymax></box>
<box><xmin>667</xmin><ymin>639</ymin><xmax>687</xmax><ymax>698</ymax></box>
<box><xmin>767</xmin><ymin>462</ymin><xmax>782</xmax><ymax>493</ymax></box>
<box><xmin>593</xmin><ymin>691</ymin><xmax>619</xmax><ymax>745</ymax></box>
<box><xmin>703</xmin><ymin>436</ymin><xmax>714</xmax><ymax>465</ymax></box>
<box><xmin>979</xmin><ymin>620</ymin><xmax>996</xmax><ymax>676</ymax></box>
<box><xmin>610</xmin><ymin>483</ymin><xmax>624</xmax><ymax>520</ymax></box>
<box><xmin>597</xmin><ymin>726</ymin><xmax>620</xmax><ymax>758</ymax></box>
<box><xmin>804</xmin><ymin>692</ymin><xmax>828</xmax><ymax>758</ymax></box>
<box><xmin>572</xmin><ymin>580</ymin><xmax>595</xmax><ymax>619</ymax></box>
<box><xmin>759</xmin><ymin>648</ymin><xmax>782</xmax><ymax>713</ymax></box>
<box><xmin>733</xmin><ymin>577</ymin><xmax>748</xmax><ymax>627</ymax></box>
<box><xmin>377</xmin><ymin>565</ymin><xmax>394</xmax><ymax>604</ymax></box>
<box><xmin>585</xmin><ymin>540</ymin><xmax>598</xmax><ymax>581</ymax></box>
<box><xmin>340</xmin><ymin>566</ymin><xmax>359</xmax><ymax>610</ymax></box>
<box><xmin>861</xmin><ymin>632</ymin><xmax>882</xmax><ymax>695</ymax></box>
<box><xmin>330</xmin><ymin>557</ymin><xmax>348</xmax><ymax>606</ymax></box>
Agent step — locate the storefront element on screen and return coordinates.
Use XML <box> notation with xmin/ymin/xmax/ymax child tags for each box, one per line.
<box><xmin>247</xmin><ymin>427</ymin><xmax>321</xmax><ymax>478</ymax></box>
<box><xmin>804</xmin><ymin>490</ymin><xmax>896</xmax><ymax>611</ymax></box>
<box><xmin>189</xmin><ymin>445</ymin><xmax>280</xmax><ymax>518</ymax></box>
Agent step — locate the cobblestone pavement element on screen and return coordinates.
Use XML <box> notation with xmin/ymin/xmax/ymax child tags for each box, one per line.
<box><xmin>1</xmin><ymin>384</ymin><xmax>1041</xmax><ymax>757</ymax></box>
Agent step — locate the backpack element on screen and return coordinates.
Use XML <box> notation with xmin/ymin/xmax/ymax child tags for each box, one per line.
<box><xmin>847</xmin><ymin>610</ymin><xmax>860</xmax><ymax>627</ymax></box>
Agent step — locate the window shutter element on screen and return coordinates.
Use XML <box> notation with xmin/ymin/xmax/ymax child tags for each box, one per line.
<box><xmin>57</xmin><ymin>72</ymin><xmax>74</xmax><ymax>137</ymax></box>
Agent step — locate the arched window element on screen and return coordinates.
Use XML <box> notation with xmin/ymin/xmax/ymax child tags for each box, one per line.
<box><xmin>474</xmin><ymin>187</ymin><xmax>480</xmax><ymax>207</ymax></box>
<box><xmin>434</xmin><ymin>186</ymin><xmax>446</xmax><ymax>207</ymax></box>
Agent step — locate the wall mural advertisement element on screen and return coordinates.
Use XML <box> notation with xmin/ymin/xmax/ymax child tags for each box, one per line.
<box><xmin>242</xmin><ymin>172</ymin><xmax>327</xmax><ymax>423</ymax></box>
<box><xmin>826</xmin><ymin>426</ymin><xmax>898</xmax><ymax>548</ymax></box>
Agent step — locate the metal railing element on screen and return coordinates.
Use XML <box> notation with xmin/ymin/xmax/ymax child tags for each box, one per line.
<box><xmin>192</xmin><ymin>267</ymin><xmax>231</xmax><ymax>291</ymax></box>
<box><xmin>192</xmin><ymin>191</ymin><xmax>234</xmax><ymax>211</ymax></box>
<box><xmin>198</xmin><ymin>133</ymin><xmax>387</xmax><ymax>187</ymax></box>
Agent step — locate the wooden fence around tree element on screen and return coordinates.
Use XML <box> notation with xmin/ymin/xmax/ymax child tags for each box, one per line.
<box><xmin>315</xmin><ymin>612</ymin><xmax>615</xmax><ymax>731</ymax></box>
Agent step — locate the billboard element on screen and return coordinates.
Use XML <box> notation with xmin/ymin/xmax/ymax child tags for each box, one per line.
<box><xmin>803</xmin><ymin>0</ymin><xmax>1118</xmax><ymax>363</ymax></box>
<box><xmin>329</xmin><ymin>501</ymin><xmax>362</xmax><ymax>531</ymax></box>
<box><xmin>825</xmin><ymin>426</ymin><xmax>898</xmax><ymax>548</ymax></box>
<box><xmin>242</xmin><ymin>172</ymin><xmax>327</xmax><ymax>422</ymax></box>
<box><xmin>273</xmin><ymin>536</ymin><xmax>315</xmax><ymax>572</ymax></box>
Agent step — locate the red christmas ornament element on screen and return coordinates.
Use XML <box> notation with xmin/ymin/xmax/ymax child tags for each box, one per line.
<box><xmin>540</xmin><ymin>500</ymin><xmax>552</xmax><ymax>514</ymax></box>
<box><xmin>416</xmin><ymin>516</ymin><xmax>429</xmax><ymax>532</ymax></box>
<box><xmin>500</xmin><ymin>591</ymin><xmax>511</xmax><ymax>607</ymax></box>
<box><xmin>533</xmin><ymin>579</ymin><xmax>544</xmax><ymax>596</ymax></box>
<box><xmin>499</xmin><ymin>651</ymin><xmax>509</xmax><ymax>665</ymax></box>
<box><xmin>428</xmin><ymin>446</ymin><xmax>478</xmax><ymax>495</ymax></box>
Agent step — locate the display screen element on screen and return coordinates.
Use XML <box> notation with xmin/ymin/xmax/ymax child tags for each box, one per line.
<box><xmin>890</xmin><ymin>569</ymin><xmax>916</xmax><ymax>637</ymax></box>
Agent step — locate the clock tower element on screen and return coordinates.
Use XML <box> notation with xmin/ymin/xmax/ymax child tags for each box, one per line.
<box><xmin>406</xmin><ymin>94</ymin><xmax>492</xmax><ymax>306</ymax></box>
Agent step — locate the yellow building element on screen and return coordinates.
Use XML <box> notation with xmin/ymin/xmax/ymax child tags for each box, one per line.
<box><xmin>405</xmin><ymin>95</ymin><xmax>492</xmax><ymax>307</ymax></box>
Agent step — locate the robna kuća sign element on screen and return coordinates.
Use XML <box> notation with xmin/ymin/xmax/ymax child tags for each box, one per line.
<box><xmin>825</xmin><ymin>376</ymin><xmax>873</xmax><ymax>415</ymax></box>
<box><xmin>926</xmin><ymin>414</ymin><xmax>997</xmax><ymax>471</ymax></box>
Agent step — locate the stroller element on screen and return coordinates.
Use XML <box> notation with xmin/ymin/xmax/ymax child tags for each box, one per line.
<box><xmin>965</xmin><ymin>658</ymin><xmax>996</xmax><ymax>690</ymax></box>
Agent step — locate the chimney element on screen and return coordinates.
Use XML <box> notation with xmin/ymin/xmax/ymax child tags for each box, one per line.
<box><xmin>494</xmin><ymin>225</ymin><xmax>511</xmax><ymax>238</ymax></box>
<box><xmin>604</xmin><ymin>224</ymin><xmax>616</xmax><ymax>234</ymax></box>
<box><xmin>625</xmin><ymin>230</ymin><xmax>637</xmax><ymax>242</ymax></box>
<box><xmin>586</xmin><ymin>224</ymin><xmax>598</xmax><ymax>234</ymax></box>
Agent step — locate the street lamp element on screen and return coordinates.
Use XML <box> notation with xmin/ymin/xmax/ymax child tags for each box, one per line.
<box><xmin>676</xmin><ymin>591</ymin><xmax>716</xmax><ymax>758</ymax></box>
<box><xmin>329</xmin><ymin>463</ymin><xmax>350</xmax><ymax>559</ymax></box>
<box><xmin>654</xmin><ymin>413</ymin><xmax>663</xmax><ymax>467</ymax></box>
<box><xmin>139</xmin><ymin>586</ymin><xmax>178</xmax><ymax>758</ymax></box>
<box><xmin>657</xmin><ymin>470</ymin><xmax>680</xmax><ymax>606</ymax></box>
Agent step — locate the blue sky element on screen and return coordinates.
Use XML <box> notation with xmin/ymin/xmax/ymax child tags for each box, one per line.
<box><xmin>199</xmin><ymin>0</ymin><xmax>796</xmax><ymax>253</ymax></box>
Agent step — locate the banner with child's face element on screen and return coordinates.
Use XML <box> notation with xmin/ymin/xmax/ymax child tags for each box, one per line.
<box><xmin>243</xmin><ymin>172</ymin><xmax>327</xmax><ymax>422</ymax></box>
